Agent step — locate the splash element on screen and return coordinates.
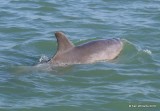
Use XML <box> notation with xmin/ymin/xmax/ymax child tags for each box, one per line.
<box><xmin>142</xmin><ymin>49</ymin><xmax>152</xmax><ymax>55</ymax></box>
<box><xmin>39</xmin><ymin>55</ymin><xmax>49</xmax><ymax>63</ymax></box>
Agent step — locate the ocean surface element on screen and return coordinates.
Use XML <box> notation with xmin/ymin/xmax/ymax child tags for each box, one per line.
<box><xmin>0</xmin><ymin>0</ymin><xmax>160</xmax><ymax>111</ymax></box>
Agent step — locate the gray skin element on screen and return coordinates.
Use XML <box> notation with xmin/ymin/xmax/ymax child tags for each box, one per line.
<box><xmin>48</xmin><ymin>32</ymin><xmax>123</xmax><ymax>66</ymax></box>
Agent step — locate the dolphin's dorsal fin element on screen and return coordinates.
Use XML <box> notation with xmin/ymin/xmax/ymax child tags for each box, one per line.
<box><xmin>55</xmin><ymin>32</ymin><xmax>74</xmax><ymax>55</ymax></box>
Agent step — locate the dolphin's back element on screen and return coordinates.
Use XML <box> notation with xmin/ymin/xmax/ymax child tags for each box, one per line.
<box><xmin>73</xmin><ymin>38</ymin><xmax>123</xmax><ymax>62</ymax></box>
<box><xmin>50</xmin><ymin>32</ymin><xmax>123</xmax><ymax>66</ymax></box>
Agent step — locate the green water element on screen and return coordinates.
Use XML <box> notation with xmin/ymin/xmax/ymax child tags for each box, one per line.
<box><xmin>0</xmin><ymin>0</ymin><xmax>160</xmax><ymax>111</ymax></box>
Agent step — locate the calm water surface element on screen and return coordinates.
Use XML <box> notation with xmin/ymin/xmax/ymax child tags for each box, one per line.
<box><xmin>0</xmin><ymin>0</ymin><xmax>160</xmax><ymax>111</ymax></box>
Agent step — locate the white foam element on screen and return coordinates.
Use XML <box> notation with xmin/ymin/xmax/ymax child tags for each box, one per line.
<box><xmin>143</xmin><ymin>49</ymin><xmax>152</xmax><ymax>55</ymax></box>
<box><xmin>39</xmin><ymin>55</ymin><xmax>49</xmax><ymax>63</ymax></box>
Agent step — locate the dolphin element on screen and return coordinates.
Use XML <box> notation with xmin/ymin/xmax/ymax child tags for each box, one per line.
<box><xmin>48</xmin><ymin>32</ymin><xmax>123</xmax><ymax>66</ymax></box>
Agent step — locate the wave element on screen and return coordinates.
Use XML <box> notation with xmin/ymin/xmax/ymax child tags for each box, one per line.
<box><xmin>115</xmin><ymin>39</ymin><xmax>153</xmax><ymax>64</ymax></box>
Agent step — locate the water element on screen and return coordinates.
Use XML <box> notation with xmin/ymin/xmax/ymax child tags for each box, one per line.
<box><xmin>0</xmin><ymin>0</ymin><xmax>160</xmax><ymax>111</ymax></box>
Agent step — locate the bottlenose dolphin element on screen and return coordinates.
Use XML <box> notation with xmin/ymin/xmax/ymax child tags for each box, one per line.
<box><xmin>47</xmin><ymin>32</ymin><xmax>123</xmax><ymax>66</ymax></box>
